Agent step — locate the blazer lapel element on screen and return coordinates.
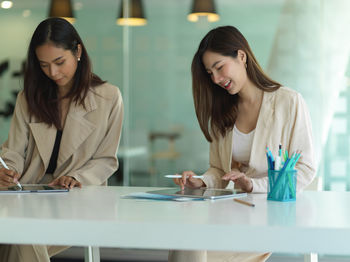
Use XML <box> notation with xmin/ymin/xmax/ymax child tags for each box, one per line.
<box><xmin>29</xmin><ymin>122</ymin><xmax>57</xmax><ymax>171</ymax></box>
<box><xmin>57</xmin><ymin>92</ymin><xmax>97</xmax><ymax>167</ymax></box>
<box><xmin>223</xmin><ymin>129</ymin><xmax>233</xmax><ymax>173</ymax></box>
<box><xmin>249</xmin><ymin>90</ymin><xmax>276</xmax><ymax>171</ymax></box>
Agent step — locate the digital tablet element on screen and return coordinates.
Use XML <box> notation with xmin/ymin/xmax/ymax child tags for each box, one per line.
<box><xmin>147</xmin><ymin>188</ymin><xmax>247</xmax><ymax>200</ymax></box>
<box><xmin>0</xmin><ymin>185</ymin><xmax>69</xmax><ymax>193</ymax></box>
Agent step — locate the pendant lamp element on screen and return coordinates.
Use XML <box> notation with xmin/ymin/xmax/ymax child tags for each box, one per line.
<box><xmin>49</xmin><ymin>0</ymin><xmax>75</xmax><ymax>24</ymax></box>
<box><xmin>117</xmin><ymin>0</ymin><xmax>147</xmax><ymax>26</ymax></box>
<box><xmin>188</xmin><ymin>0</ymin><xmax>219</xmax><ymax>22</ymax></box>
<box><xmin>1</xmin><ymin>1</ymin><xmax>13</xmax><ymax>9</ymax></box>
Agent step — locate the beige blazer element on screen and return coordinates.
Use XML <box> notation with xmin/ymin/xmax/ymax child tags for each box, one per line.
<box><xmin>202</xmin><ymin>86</ymin><xmax>315</xmax><ymax>193</ymax></box>
<box><xmin>0</xmin><ymin>82</ymin><xmax>123</xmax><ymax>185</ymax></box>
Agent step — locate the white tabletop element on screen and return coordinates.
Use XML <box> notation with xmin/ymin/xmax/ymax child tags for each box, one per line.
<box><xmin>1</xmin><ymin>186</ymin><xmax>350</xmax><ymax>255</ymax></box>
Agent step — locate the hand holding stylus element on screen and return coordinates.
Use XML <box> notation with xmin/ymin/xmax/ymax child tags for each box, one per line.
<box><xmin>172</xmin><ymin>171</ymin><xmax>205</xmax><ymax>190</ymax></box>
<box><xmin>0</xmin><ymin>157</ymin><xmax>22</xmax><ymax>189</ymax></box>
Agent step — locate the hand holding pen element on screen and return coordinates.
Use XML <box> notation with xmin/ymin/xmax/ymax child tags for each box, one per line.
<box><xmin>0</xmin><ymin>157</ymin><xmax>22</xmax><ymax>189</ymax></box>
<box><xmin>171</xmin><ymin>171</ymin><xmax>205</xmax><ymax>190</ymax></box>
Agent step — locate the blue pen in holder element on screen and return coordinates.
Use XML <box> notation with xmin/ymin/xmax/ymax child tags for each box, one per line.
<box><xmin>267</xmin><ymin>169</ymin><xmax>296</xmax><ymax>202</ymax></box>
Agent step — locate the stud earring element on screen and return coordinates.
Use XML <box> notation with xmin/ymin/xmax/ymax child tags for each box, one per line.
<box><xmin>78</xmin><ymin>57</ymin><xmax>81</xmax><ymax>62</ymax></box>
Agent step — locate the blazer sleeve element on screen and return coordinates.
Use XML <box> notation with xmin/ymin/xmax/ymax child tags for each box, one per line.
<box><xmin>0</xmin><ymin>92</ymin><xmax>29</xmax><ymax>174</ymax></box>
<box><xmin>202</xmin><ymin>135</ymin><xmax>229</xmax><ymax>189</ymax></box>
<box><xmin>288</xmin><ymin>93</ymin><xmax>316</xmax><ymax>191</ymax></box>
<box><xmin>67</xmin><ymin>88</ymin><xmax>124</xmax><ymax>185</ymax></box>
<box><xmin>250</xmin><ymin>93</ymin><xmax>316</xmax><ymax>193</ymax></box>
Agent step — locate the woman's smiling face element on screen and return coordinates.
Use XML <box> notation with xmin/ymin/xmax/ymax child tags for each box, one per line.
<box><xmin>202</xmin><ymin>50</ymin><xmax>248</xmax><ymax>95</ymax></box>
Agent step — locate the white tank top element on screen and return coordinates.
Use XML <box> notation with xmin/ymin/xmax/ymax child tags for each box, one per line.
<box><xmin>232</xmin><ymin>125</ymin><xmax>255</xmax><ymax>165</ymax></box>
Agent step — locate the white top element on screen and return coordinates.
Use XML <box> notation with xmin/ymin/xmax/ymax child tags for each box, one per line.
<box><xmin>232</xmin><ymin>125</ymin><xmax>255</xmax><ymax>165</ymax></box>
<box><xmin>1</xmin><ymin>186</ymin><xmax>350</xmax><ymax>255</ymax></box>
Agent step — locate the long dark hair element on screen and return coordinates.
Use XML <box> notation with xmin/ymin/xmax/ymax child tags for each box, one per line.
<box><xmin>24</xmin><ymin>17</ymin><xmax>105</xmax><ymax>129</ymax></box>
<box><xmin>192</xmin><ymin>26</ymin><xmax>281</xmax><ymax>142</ymax></box>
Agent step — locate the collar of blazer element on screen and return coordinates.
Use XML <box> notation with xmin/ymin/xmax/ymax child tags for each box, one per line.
<box><xmin>28</xmin><ymin>90</ymin><xmax>98</xmax><ymax>173</ymax></box>
<box><xmin>248</xmin><ymin>90</ymin><xmax>276</xmax><ymax>173</ymax></box>
<box><xmin>223</xmin><ymin>90</ymin><xmax>277</xmax><ymax>175</ymax></box>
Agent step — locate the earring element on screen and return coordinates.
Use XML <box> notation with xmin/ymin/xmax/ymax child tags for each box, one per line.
<box><xmin>78</xmin><ymin>57</ymin><xmax>81</xmax><ymax>62</ymax></box>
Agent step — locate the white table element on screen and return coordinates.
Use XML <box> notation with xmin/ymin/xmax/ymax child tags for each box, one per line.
<box><xmin>1</xmin><ymin>186</ymin><xmax>350</xmax><ymax>260</ymax></box>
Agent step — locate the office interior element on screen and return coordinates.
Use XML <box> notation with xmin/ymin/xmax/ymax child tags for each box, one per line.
<box><xmin>1</xmin><ymin>0</ymin><xmax>350</xmax><ymax>261</ymax></box>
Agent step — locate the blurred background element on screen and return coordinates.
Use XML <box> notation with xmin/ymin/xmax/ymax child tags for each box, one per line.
<box><xmin>1</xmin><ymin>0</ymin><xmax>350</xmax><ymax>191</ymax></box>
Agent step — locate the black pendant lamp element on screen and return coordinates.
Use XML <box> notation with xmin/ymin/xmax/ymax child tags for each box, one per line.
<box><xmin>188</xmin><ymin>0</ymin><xmax>219</xmax><ymax>22</ymax></box>
<box><xmin>117</xmin><ymin>0</ymin><xmax>147</xmax><ymax>26</ymax></box>
<box><xmin>49</xmin><ymin>0</ymin><xmax>75</xmax><ymax>24</ymax></box>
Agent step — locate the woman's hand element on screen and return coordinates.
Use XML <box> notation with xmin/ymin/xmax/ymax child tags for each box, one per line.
<box><xmin>173</xmin><ymin>170</ymin><xmax>205</xmax><ymax>190</ymax></box>
<box><xmin>222</xmin><ymin>170</ymin><xmax>253</xmax><ymax>193</ymax></box>
<box><xmin>49</xmin><ymin>176</ymin><xmax>82</xmax><ymax>189</ymax></box>
<box><xmin>0</xmin><ymin>168</ymin><xmax>21</xmax><ymax>187</ymax></box>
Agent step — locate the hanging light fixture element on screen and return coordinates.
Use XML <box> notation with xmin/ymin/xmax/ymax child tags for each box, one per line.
<box><xmin>48</xmin><ymin>0</ymin><xmax>75</xmax><ymax>24</ymax></box>
<box><xmin>1</xmin><ymin>1</ymin><xmax>13</xmax><ymax>9</ymax></box>
<box><xmin>188</xmin><ymin>0</ymin><xmax>219</xmax><ymax>22</ymax></box>
<box><xmin>117</xmin><ymin>0</ymin><xmax>147</xmax><ymax>26</ymax></box>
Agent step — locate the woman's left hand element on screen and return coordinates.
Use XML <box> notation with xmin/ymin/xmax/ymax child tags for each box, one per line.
<box><xmin>49</xmin><ymin>176</ymin><xmax>82</xmax><ymax>189</ymax></box>
<box><xmin>222</xmin><ymin>171</ymin><xmax>253</xmax><ymax>193</ymax></box>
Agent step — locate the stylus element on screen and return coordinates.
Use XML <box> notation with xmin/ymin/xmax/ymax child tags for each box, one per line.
<box><xmin>0</xmin><ymin>157</ymin><xmax>22</xmax><ymax>190</ymax></box>
<box><xmin>164</xmin><ymin>175</ymin><xmax>204</xmax><ymax>179</ymax></box>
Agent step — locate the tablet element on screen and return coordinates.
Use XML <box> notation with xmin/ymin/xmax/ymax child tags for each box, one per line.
<box><xmin>147</xmin><ymin>188</ymin><xmax>247</xmax><ymax>200</ymax></box>
<box><xmin>0</xmin><ymin>185</ymin><xmax>69</xmax><ymax>193</ymax></box>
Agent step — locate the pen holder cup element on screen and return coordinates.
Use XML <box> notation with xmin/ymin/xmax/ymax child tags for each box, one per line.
<box><xmin>267</xmin><ymin>169</ymin><xmax>297</xmax><ymax>202</ymax></box>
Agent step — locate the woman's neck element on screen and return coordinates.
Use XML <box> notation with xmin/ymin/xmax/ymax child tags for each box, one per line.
<box><xmin>57</xmin><ymin>77</ymin><xmax>74</xmax><ymax>98</ymax></box>
<box><xmin>238</xmin><ymin>81</ymin><xmax>263</xmax><ymax>105</ymax></box>
<box><xmin>58</xmin><ymin>85</ymin><xmax>71</xmax><ymax>99</ymax></box>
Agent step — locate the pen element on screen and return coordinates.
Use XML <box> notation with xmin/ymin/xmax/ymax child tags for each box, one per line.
<box><xmin>164</xmin><ymin>175</ymin><xmax>204</xmax><ymax>179</ymax></box>
<box><xmin>0</xmin><ymin>157</ymin><xmax>22</xmax><ymax>190</ymax></box>
<box><xmin>279</xmin><ymin>144</ymin><xmax>282</xmax><ymax>157</ymax></box>
<box><xmin>234</xmin><ymin>198</ymin><xmax>255</xmax><ymax>207</ymax></box>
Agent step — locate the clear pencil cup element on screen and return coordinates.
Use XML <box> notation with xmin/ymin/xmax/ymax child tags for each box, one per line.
<box><xmin>267</xmin><ymin>169</ymin><xmax>297</xmax><ymax>202</ymax></box>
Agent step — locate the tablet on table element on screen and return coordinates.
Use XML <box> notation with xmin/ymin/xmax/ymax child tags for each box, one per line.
<box><xmin>147</xmin><ymin>187</ymin><xmax>247</xmax><ymax>200</ymax></box>
<box><xmin>0</xmin><ymin>185</ymin><xmax>69</xmax><ymax>193</ymax></box>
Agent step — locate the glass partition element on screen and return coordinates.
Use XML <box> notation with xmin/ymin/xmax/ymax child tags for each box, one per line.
<box><xmin>1</xmin><ymin>0</ymin><xmax>350</xmax><ymax>190</ymax></box>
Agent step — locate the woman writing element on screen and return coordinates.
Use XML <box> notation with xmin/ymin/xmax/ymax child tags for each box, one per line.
<box><xmin>169</xmin><ymin>26</ymin><xmax>315</xmax><ymax>262</ymax></box>
<box><xmin>0</xmin><ymin>17</ymin><xmax>123</xmax><ymax>261</ymax></box>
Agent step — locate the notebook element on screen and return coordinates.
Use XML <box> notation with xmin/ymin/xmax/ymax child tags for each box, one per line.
<box><xmin>0</xmin><ymin>185</ymin><xmax>69</xmax><ymax>193</ymax></box>
<box><xmin>146</xmin><ymin>187</ymin><xmax>247</xmax><ymax>200</ymax></box>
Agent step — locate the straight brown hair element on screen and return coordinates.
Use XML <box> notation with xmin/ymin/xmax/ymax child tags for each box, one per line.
<box><xmin>24</xmin><ymin>17</ymin><xmax>105</xmax><ymax>129</ymax></box>
<box><xmin>191</xmin><ymin>26</ymin><xmax>281</xmax><ymax>142</ymax></box>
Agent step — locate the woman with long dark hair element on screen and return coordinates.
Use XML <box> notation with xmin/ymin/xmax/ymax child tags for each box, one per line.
<box><xmin>0</xmin><ymin>17</ymin><xmax>123</xmax><ymax>261</ymax></box>
<box><xmin>169</xmin><ymin>26</ymin><xmax>315</xmax><ymax>262</ymax></box>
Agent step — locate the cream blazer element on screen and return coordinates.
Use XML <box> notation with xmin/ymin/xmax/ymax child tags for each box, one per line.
<box><xmin>0</xmin><ymin>82</ymin><xmax>123</xmax><ymax>186</ymax></box>
<box><xmin>202</xmin><ymin>87</ymin><xmax>315</xmax><ymax>193</ymax></box>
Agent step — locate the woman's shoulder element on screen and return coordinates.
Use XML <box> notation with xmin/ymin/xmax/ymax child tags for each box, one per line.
<box><xmin>92</xmin><ymin>82</ymin><xmax>121</xmax><ymax>97</ymax></box>
<box><xmin>275</xmin><ymin>86</ymin><xmax>300</xmax><ymax>98</ymax></box>
<box><xmin>89</xmin><ymin>82</ymin><xmax>122</xmax><ymax>105</ymax></box>
<box><xmin>269</xmin><ymin>87</ymin><xmax>308</xmax><ymax>116</ymax></box>
<box><xmin>273</xmin><ymin>86</ymin><xmax>304</xmax><ymax>104</ymax></box>
<box><xmin>15</xmin><ymin>90</ymin><xmax>28</xmax><ymax>108</ymax></box>
<box><xmin>16</xmin><ymin>90</ymin><xmax>25</xmax><ymax>100</ymax></box>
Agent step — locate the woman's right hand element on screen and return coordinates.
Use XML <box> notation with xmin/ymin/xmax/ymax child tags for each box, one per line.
<box><xmin>173</xmin><ymin>170</ymin><xmax>205</xmax><ymax>190</ymax></box>
<box><xmin>0</xmin><ymin>168</ymin><xmax>21</xmax><ymax>187</ymax></box>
